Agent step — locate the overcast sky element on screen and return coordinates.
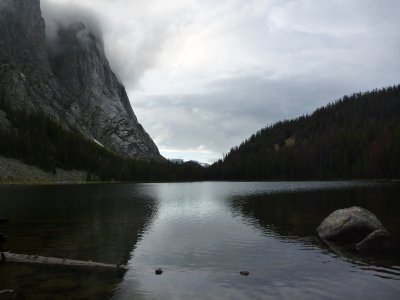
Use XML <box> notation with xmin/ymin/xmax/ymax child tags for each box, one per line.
<box><xmin>42</xmin><ymin>0</ymin><xmax>400</xmax><ymax>163</ymax></box>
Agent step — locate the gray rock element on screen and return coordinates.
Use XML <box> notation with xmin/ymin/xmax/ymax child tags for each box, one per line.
<box><xmin>356</xmin><ymin>229</ymin><xmax>398</xmax><ymax>256</ymax></box>
<box><xmin>0</xmin><ymin>155</ymin><xmax>87</xmax><ymax>184</ymax></box>
<box><xmin>317</xmin><ymin>206</ymin><xmax>385</xmax><ymax>243</ymax></box>
<box><xmin>0</xmin><ymin>0</ymin><xmax>161</xmax><ymax>160</ymax></box>
<box><xmin>0</xmin><ymin>0</ymin><xmax>63</xmax><ymax>118</ymax></box>
<box><xmin>49</xmin><ymin>22</ymin><xmax>160</xmax><ymax>159</ymax></box>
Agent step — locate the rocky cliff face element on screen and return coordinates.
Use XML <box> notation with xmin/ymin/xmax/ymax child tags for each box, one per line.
<box><xmin>49</xmin><ymin>22</ymin><xmax>159</xmax><ymax>158</ymax></box>
<box><xmin>0</xmin><ymin>0</ymin><xmax>63</xmax><ymax>117</ymax></box>
<box><xmin>0</xmin><ymin>0</ymin><xmax>160</xmax><ymax>159</ymax></box>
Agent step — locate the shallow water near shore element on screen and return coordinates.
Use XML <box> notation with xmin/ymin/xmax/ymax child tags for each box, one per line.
<box><xmin>0</xmin><ymin>181</ymin><xmax>399</xmax><ymax>299</ymax></box>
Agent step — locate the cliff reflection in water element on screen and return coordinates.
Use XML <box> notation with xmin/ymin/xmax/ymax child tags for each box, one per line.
<box><xmin>1</xmin><ymin>182</ymin><xmax>400</xmax><ymax>300</ymax></box>
<box><xmin>0</xmin><ymin>183</ymin><xmax>158</xmax><ymax>299</ymax></box>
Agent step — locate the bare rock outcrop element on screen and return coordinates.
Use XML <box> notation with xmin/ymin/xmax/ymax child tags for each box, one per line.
<box><xmin>0</xmin><ymin>0</ymin><xmax>160</xmax><ymax>160</ymax></box>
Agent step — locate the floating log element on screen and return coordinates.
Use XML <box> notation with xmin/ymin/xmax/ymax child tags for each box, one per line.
<box><xmin>1</xmin><ymin>252</ymin><xmax>128</xmax><ymax>276</ymax></box>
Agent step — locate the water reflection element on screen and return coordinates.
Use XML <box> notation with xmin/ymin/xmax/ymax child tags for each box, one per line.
<box><xmin>229</xmin><ymin>184</ymin><xmax>400</xmax><ymax>236</ymax></box>
<box><xmin>1</xmin><ymin>182</ymin><xmax>400</xmax><ymax>299</ymax></box>
<box><xmin>114</xmin><ymin>182</ymin><xmax>400</xmax><ymax>300</ymax></box>
<box><xmin>0</xmin><ymin>184</ymin><xmax>157</xmax><ymax>299</ymax></box>
<box><xmin>229</xmin><ymin>185</ymin><xmax>400</xmax><ymax>266</ymax></box>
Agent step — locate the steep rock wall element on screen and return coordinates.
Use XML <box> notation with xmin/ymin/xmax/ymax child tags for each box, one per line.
<box><xmin>0</xmin><ymin>0</ymin><xmax>160</xmax><ymax>159</ymax></box>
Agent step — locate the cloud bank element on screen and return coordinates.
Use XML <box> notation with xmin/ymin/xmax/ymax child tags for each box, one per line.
<box><xmin>41</xmin><ymin>0</ymin><xmax>400</xmax><ymax>163</ymax></box>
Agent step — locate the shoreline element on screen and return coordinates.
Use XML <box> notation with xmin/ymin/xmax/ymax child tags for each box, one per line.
<box><xmin>0</xmin><ymin>155</ymin><xmax>86</xmax><ymax>185</ymax></box>
<box><xmin>2</xmin><ymin>154</ymin><xmax>399</xmax><ymax>186</ymax></box>
<box><xmin>1</xmin><ymin>178</ymin><xmax>399</xmax><ymax>187</ymax></box>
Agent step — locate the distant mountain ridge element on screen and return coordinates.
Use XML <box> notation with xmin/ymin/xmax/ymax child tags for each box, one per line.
<box><xmin>208</xmin><ymin>86</ymin><xmax>400</xmax><ymax>180</ymax></box>
<box><xmin>0</xmin><ymin>0</ymin><xmax>160</xmax><ymax>159</ymax></box>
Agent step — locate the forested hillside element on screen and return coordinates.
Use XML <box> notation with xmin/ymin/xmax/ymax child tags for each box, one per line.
<box><xmin>207</xmin><ymin>85</ymin><xmax>400</xmax><ymax>180</ymax></box>
<box><xmin>2</xmin><ymin>85</ymin><xmax>399</xmax><ymax>182</ymax></box>
<box><xmin>0</xmin><ymin>97</ymin><xmax>204</xmax><ymax>182</ymax></box>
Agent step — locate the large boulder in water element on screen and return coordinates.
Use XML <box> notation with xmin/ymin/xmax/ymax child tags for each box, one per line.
<box><xmin>317</xmin><ymin>206</ymin><xmax>385</xmax><ymax>243</ymax></box>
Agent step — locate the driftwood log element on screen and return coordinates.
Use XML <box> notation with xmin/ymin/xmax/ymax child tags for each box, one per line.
<box><xmin>1</xmin><ymin>252</ymin><xmax>127</xmax><ymax>276</ymax></box>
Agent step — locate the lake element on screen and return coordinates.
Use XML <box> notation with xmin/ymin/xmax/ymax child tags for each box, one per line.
<box><xmin>0</xmin><ymin>181</ymin><xmax>399</xmax><ymax>299</ymax></box>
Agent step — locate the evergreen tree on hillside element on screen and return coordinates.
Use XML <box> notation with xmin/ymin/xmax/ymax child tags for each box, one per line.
<box><xmin>0</xmin><ymin>96</ymin><xmax>205</xmax><ymax>182</ymax></box>
<box><xmin>208</xmin><ymin>85</ymin><xmax>400</xmax><ymax>180</ymax></box>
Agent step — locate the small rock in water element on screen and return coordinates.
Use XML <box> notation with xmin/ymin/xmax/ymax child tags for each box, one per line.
<box><xmin>155</xmin><ymin>268</ymin><xmax>163</xmax><ymax>275</ymax></box>
<box><xmin>240</xmin><ymin>271</ymin><xmax>250</xmax><ymax>276</ymax></box>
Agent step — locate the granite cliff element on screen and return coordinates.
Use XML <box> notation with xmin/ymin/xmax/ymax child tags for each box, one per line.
<box><xmin>0</xmin><ymin>0</ymin><xmax>160</xmax><ymax>159</ymax></box>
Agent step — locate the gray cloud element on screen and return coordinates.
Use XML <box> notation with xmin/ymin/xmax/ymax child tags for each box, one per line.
<box><xmin>134</xmin><ymin>62</ymin><xmax>400</xmax><ymax>163</ymax></box>
<box><xmin>0</xmin><ymin>0</ymin><xmax>12</xmax><ymax>8</ymax></box>
<box><xmin>41</xmin><ymin>0</ymin><xmax>176</xmax><ymax>86</ymax></box>
<box><xmin>41</xmin><ymin>0</ymin><xmax>400</xmax><ymax>163</ymax></box>
<box><xmin>133</xmin><ymin>74</ymin><xmax>355</xmax><ymax>158</ymax></box>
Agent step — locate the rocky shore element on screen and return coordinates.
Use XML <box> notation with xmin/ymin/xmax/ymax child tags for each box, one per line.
<box><xmin>0</xmin><ymin>156</ymin><xmax>86</xmax><ymax>184</ymax></box>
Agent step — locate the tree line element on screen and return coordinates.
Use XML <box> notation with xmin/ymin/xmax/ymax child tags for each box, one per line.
<box><xmin>207</xmin><ymin>85</ymin><xmax>400</xmax><ymax>180</ymax></box>
<box><xmin>0</xmin><ymin>97</ymin><xmax>205</xmax><ymax>182</ymax></box>
<box><xmin>1</xmin><ymin>85</ymin><xmax>399</xmax><ymax>182</ymax></box>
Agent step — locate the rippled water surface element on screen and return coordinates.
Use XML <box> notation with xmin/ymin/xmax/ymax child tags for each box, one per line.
<box><xmin>0</xmin><ymin>182</ymin><xmax>399</xmax><ymax>299</ymax></box>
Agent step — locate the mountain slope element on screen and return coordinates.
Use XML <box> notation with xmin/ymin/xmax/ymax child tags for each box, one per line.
<box><xmin>49</xmin><ymin>22</ymin><xmax>159</xmax><ymax>158</ymax></box>
<box><xmin>0</xmin><ymin>0</ymin><xmax>160</xmax><ymax>159</ymax></box>
<box><xmin>208</xmin><ymin>86</ymin><xmax>400</xmax><ymax>180</ymax></box>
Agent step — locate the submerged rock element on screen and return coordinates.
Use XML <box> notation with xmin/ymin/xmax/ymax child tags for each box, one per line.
<box><xmin>356</xmin><ymin>229</ymin><xmax>398</xmax><ymax>255</ymax></box>
<box><xmin>317</xmin><ymin>206</ymin><xmax>385</xmax><ymax>243</ymax></box>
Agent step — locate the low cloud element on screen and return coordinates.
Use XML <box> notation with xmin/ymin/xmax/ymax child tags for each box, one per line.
<box><xmin>41</xmin><ymin>0</ymin><xmax>181</xmax><ymax>86</ymax></box>
<box><xmin>41</xmin><ymin>1</ymin><xmax>103</xmax><ymax>45</ymax></box>
<box><xmin>40</xmin><ymin>0</ymin><xmax>400</xmax><ymax>163</ymax></box>
<box><xmin>133</xmin><ymin>67</ymin><xmax>400</xmax><ymax>163</ymax></box>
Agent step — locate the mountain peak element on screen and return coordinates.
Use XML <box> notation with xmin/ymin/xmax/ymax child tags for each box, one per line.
<box><xmin>0</xmin><ymin>0</ymin><xmax>161</xmax><ymax>160</ymax></box>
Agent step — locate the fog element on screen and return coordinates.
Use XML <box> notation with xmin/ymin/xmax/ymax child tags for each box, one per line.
<box><xmin>41</xmin><ymin>1</ymin><xmax>103</xmax><ymax>51</ymax></box>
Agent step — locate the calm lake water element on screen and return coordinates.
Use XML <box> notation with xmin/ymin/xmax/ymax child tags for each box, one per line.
<box><xmin>0</xmin><ymin>181</ymin><xmax>400</xmax><ymax>299</ymax></box>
